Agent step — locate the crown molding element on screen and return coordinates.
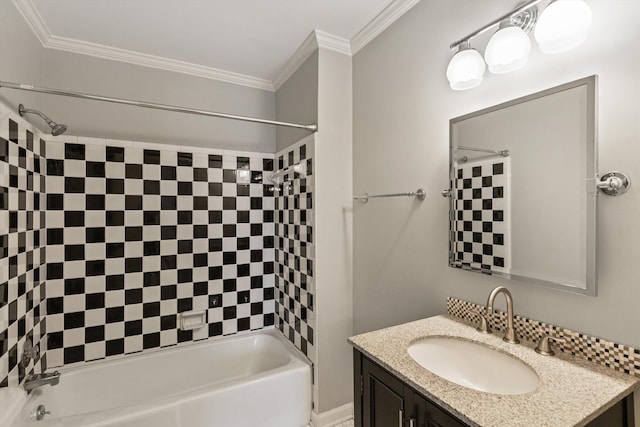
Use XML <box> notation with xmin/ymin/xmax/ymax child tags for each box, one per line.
<box><xmin>12</xmin><ymin>0</ymin><xmax>274</xmax><ymax>91</ymax></box>
<box><xmin>351</xmin><ymin>0</ymin><xmax>420</xmax><ymax>54</ymax></box>
<box><xmin>272</xmin><ymin>30</ymin><xmax>352</xmax><ymax>91</ymax></box>
<box><xmin>44</xmin><ymin>35</ymin><xmax>274</xmax><ymax>91</ymax></box>
<box><xmin>12</xmin><ymin>0</ymin><xmax>50</xmax><ymax>45</ymax></box>
<box><xmin>13</xmin><ymin>0</ymin><xmax>418</xmax><ymax>92</ymax></box>
<box><xmin>272</xmin><ymin>31</ymin><xmax>320</xmax><ymax>91</ymax></box>
<box><xmin>315</xmin><ymin>30</ymin><xmax>351</xmax><ymax>56</ymax></box>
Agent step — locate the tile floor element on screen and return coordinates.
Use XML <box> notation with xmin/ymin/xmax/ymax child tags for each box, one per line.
<box><xmin>333</xmin><ymin>419</ymin><xmax>354</xmax><ymax>427</ymax></box>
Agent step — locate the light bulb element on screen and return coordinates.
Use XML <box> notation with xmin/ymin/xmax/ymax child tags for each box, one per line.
<box><xmin>484</xmin><ymin>26</ymin><xmax>532</xmax><ymax>74</ymax></box>
<box><xmin>446</xmin><ymin>46</ymin><xmax>486</xmax><ymax>91</ymax></box>
<box><xmin>535</xmin><ymin>0</ymin><xmax>592</xmax><ymax>54</ymax></box>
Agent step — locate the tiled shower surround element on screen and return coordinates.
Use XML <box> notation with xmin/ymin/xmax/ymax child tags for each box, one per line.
<box><xmin>44</xmin><ymin>139</ymin><xmax>276</xmax><ymax>367</ymax></box>
<box><xmin>0</xmin><ymin>116</ymin><xmax>47</xmax><ymax>387</ymax></box>
<box><xmin>274</xmin><ymin>137</ymin><xmax>315</xmax><ymax>364</ymax></box>
<box><xmin>0</xmin><ymin>99</ymin><xmax>318</xmax><ymax>388</ymax></box>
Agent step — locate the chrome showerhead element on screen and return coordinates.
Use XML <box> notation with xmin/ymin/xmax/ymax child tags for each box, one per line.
<box><xmin>50</xmin><ymin>123</ymin><xmax>67</xmax><ymax>136</ymax></box>
<box><xmin>18</xmin><ymin>104</ymin><xmax>68</xmax><ymax>136</ymax></box>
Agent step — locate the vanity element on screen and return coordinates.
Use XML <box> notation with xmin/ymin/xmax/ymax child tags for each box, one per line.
<box><xmin>349</xmin><ymin>315</ymin><xmax>638</xmax><ymax>427</ymax></box>
<box><xmin>349</xmin><ymin>75</ymin><xmax>639</xmax><ymax>426</ymax></box>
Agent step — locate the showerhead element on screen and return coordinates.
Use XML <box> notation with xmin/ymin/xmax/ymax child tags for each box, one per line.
<box><xmin>18</xmin><ymin>104</ymin><xmax>68</xmax><ymax>136</ymax></box>
<box><xmin>50</xmin><ymin>123</ymin><xmax>67</xmax><ymax>136</ymax></box>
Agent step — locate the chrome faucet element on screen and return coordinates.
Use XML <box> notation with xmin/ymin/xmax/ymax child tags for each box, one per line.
<box><xmin>23</xmin><ymin>371</ymin><xmax>61</xmax><ymax>392</ymax></box>
<box><xmin>478</xmin><ymin>286</ymin><xmax>519</xmax><ymax>344</ymax></box>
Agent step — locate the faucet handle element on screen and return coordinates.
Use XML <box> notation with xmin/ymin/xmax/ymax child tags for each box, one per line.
<box><xmin>475</xmin><ymin>311</ymin><xmax>492</xmax><ymax>334</ymax></box>
<box><xmin>21</xmin><ymin>339</ymin><xmax>39</xmax><ymax>367</ymax></box>
<box><xmin>535</xmin><ymin>335</ymin><xmax>566</xmax><ymax>356</ymax></box>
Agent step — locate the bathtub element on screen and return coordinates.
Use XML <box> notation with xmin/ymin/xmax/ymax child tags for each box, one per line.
<box><xmin>15</xmin><ymin>329</ymin><xmax>311</xmax><ymax>427</ymax></box>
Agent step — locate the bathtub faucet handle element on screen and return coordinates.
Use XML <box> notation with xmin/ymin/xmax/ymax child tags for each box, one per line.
<box><xmin>21</xmin><ymin>338</ymin><xmax>39</xmax><ymax>367</ymax></box>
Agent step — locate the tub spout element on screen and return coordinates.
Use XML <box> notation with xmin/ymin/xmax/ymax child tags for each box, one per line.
<box><xmin>23</xmin><ymin>371</ymin><xmax>60</xmax><ymax>392</ymax></box>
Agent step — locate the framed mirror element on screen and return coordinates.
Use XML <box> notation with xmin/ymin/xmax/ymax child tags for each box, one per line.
<box><xmin>449</xmin><ymin>76</ymin><xmax>597</xmax><ymax>295</ymax></box>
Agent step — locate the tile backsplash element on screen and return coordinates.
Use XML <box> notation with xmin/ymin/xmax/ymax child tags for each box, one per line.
<box><xmin>447</xmin><ymin>297</ymin><xmax>640</xmax><ymax>377</ymax></box>
<box><xmin>44</xmin><ymin>139</ymin><xmax>276</xmax><ymax>367</ymax></box>
<box><xmin>0</xmin><ymin>115</ymin><xmax>47</xmax><ymax>387</ymax></box>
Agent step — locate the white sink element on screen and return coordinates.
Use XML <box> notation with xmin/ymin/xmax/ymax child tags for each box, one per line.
<box><xmin>407</xmin><ymin>337</ymin><xmax>539</xmax><ymax>395</ymax></box>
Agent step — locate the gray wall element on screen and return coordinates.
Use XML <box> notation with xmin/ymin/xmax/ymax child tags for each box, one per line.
<box><xmin>275</xmin><ymin>50</ymin><xmax>318</xmax><ymax>152</ymax></box>
<box><xmin>353</xmin><ymin>0</ymin><xmax>640</xmax><ymax>349</ymax></box>
<box><xmin>3</xmin><ymin>2</ymin><xmax>276</xmax><ymax>152</ymax></box>
<box><xmin>0</xmin><ymin>2</ymin><xmax>44</xmax><ymax>118</ymax></box>
<box><xmin>41</xmin><ymin>49</ymin><xmax>276</xmax><ymax>152</ymax></box>
<box><xmin>315</xmin><ymin>48</ymin><xmax>353</xmax><ymax>414</ymax></box>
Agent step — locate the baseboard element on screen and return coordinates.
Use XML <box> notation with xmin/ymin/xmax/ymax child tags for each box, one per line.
<box><xmin>309</xmin><ymin>402</ymin><xmax>354</xmax><ymax>427</ymax></box>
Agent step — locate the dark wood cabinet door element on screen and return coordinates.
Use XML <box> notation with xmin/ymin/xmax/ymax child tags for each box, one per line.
<box><xmin>354</xmin><ymin>349</ymin><xmax>633</xmax><ymax>427</ymax></box>
<box><xmin>363</xmin><ymin>357</ymin><xmax>406</xmax><ymax>427</ymax></box>
<box><xmin>414</xmin><ymin>394</ymin><xmax>467</xmax><ymax>427</ymax></box>
<box><xmin>585</xmin><ymin>394</ymin><xmax>635</xmax><ymax>427</ymax></box>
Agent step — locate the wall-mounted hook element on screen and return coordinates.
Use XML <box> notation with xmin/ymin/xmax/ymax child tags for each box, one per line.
<box><xmin>597</xmin><ymin>171</ymin><xmax>631</xmax><ymax>196</ymax></box>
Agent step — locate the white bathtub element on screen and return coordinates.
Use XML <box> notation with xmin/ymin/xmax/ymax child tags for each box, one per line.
<box><xmin>15</xmin><ymin>329</ymin><xmax>311</xmax><ymax>427</ymax></box>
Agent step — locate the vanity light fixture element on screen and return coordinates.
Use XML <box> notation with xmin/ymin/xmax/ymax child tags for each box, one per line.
<box><xmin>446</xmin><ymin>42</ymin><xmax>486</xmax><ymax>90</ymax></box>
<box><xmin>534</xmin><ymin>0</ymin><xmax>592</xmax><ymax>54</ymax></box>
<box><xmin>446</xmin><ymin>0</ymin><xmax>592</xmax><ymax>90</ymax></box>
<box><xmin>484</xmin><ymin>23</ymin><xmax>532</xmax><ymax>74</ymax></box>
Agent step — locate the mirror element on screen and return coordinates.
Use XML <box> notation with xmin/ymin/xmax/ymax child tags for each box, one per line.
<box><xmin>449</xmin><ymin>76</ymin><xmax>597</xmax><ymax>295</ymax></box>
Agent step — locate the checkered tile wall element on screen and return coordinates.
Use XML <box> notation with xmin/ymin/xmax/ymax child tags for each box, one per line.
<box><xmin>0</xmin><ymin>115</ymin><xmax>47</xmax><ymax>387</ymax></box>
<box><xmin>452</xmin><ymin>158</ymin><xmax>511</xmax><ymax>273</ymax></box>
<box><xmin>44</xmin><ymin>140</ymin><xmax>275</xmax><ymax>368</ymax></box>
<box><xmin>274</xmin><ymin>137</ymin><xmax>315</xmax><ymax>364</ymax></box>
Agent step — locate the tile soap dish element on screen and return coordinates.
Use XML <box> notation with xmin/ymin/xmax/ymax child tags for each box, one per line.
<box><xmin>179</xmin><ymin>310</ymin><xmax>206</xmax><ymax>331</ymax></box>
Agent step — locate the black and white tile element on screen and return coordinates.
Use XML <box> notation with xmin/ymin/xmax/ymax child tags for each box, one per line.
<box><xmin>452</xmin><ymin>158</ymin><xmax>511</xmax><ymax>273</ymax></box>
<box><xmin>45</xmin><ymin>138</ymin><xmax>275</xmax><ymax>367</ymax></box>
<box><xmin>274</xmin><ymin>136</ymin><xmax>315</xmax><ymax>364</ymax></box>
<box><xmin>0</xmin><ymin>109</ymin><xmax>47</xmax><ymax>387</ymax></box>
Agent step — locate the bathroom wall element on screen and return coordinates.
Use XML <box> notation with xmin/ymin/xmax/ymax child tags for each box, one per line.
<box><xmin>314</xmin><ymin>48</ymin><xmax>353</xmax><ymax>416</ymax></box>
<box><xmin>44</xmin><ymin>135</ymin><xmax>275</xmax><ymax>367</ymax></box>
<box><xmin>275</xmin><ymin>51</ymin><xmax>319</xmax><ymax>152</ymax></box>
<box><xmin>0</xmin><ymin>1</ymin><xmax>44</xmax><ymax>114</ymax></box>
<box><xmin>275</xmin><ymin>42</ymin><xmax>354</xmax><ymax>419</ymax></box>
<box><xmin>41</xmin><ymin>50</ymin><xmax>276</xmax><ymax>152</ymax></box>
<box><xmin>1</xmin><ymin>1</ymin><xmax>276</xmax><ymax>153</ymax></box>
<box><xmin>0</xmin><ymin>106</ymin><xmax>47</xmax><ymax>387</ymax></box>
<box><xmin>353</xmin><ymin>0</ymin><xmax>640</xmax><ymax>349</ymax></box>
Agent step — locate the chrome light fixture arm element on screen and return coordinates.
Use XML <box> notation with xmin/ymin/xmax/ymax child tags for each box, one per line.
<box><xmin>450</xmin><ymin>0</ymin><xmax>543</xmax><ymax>50</ymax></box>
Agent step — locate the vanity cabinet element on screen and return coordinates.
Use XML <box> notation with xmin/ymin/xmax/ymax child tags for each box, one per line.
<box><xmin>354</xmin><ymin>350</ymin><xmax>466</xmax><ymax>427</ymax></box>
<box><xmin>353</xmin><ymin>349</ymin><xmax>634</xmax><ymax>427</ymax></box>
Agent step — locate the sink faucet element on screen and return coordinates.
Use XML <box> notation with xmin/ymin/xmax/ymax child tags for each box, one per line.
<box><xmin>478</xmin><ymin>286</ymin><xmax>519</xmax><ymax>344</ymax></box>
<box><xmin>23</xmin><ymin>371</ymin><xmax>60</xmax><ymax>392</ymax></box>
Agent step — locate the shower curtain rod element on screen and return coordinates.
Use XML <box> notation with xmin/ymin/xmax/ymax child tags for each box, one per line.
<box><xmin>0</xmin><ymin>80</ymin><xmax>318</xmax><ymax>132</ymax></box>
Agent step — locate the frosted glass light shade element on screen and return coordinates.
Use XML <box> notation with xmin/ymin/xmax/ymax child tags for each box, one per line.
<box><xmin>535</xmin><ymin>0</ymin><xmax>592</xmax><ymax>54</ymax></box>
<box><xmin>484</xmin><ymin>26</ymin><xmax>531</xmax><ymax>74</ymax></box>
<box><xmin>446</xmin><ymin>48</ymin><xmax>486</xmax><ymax>91</ymax></box>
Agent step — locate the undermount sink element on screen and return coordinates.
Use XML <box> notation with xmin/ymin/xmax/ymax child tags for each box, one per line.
<box><xmin>407</xmin><ymin>337</ymin><xmax>539</xmax><ymax>395</ymax></box>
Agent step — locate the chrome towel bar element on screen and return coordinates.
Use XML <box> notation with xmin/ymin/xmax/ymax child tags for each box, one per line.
<box><xmin>354</xmin><ymin>188</ymin><xmax>426</xmax><ymax>203</ymax></box>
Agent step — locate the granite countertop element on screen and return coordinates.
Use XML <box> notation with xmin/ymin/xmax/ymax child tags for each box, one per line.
<box><xmin>349</xmin><ymin>315</ymin><xmax>639</xmax><ymax>427</ymax></box>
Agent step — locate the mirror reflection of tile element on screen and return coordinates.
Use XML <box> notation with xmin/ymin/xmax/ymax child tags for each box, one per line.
<box><xmin>453</xmin><ymin>157</ymin><xmax>511</xmax><ymax>273</ymax></box>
